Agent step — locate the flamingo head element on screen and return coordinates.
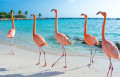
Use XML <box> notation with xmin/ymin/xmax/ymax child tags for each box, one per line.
<box><xmin>96</xmin><ymin>11</ymin><xmax>106</xmax><ymax>16</ymax></box>
<box><xmin>11</xmin><ymin>12</ymin><xmax>13</xmax><ymax>15</ymax></box>
<box><xmin>81</xmin><ymin>13</ymin><xmax>87</xmax><ymax>19</ymax></box>
<box><xmin>31</xmin><ymin>14</ymin><xmax>36</xmax><ymax>18</ymax></box>
<box><xmin>51</xmin><ymin>9</ymin><xmax>57</xmax><ymax>13</ymax></box>
<box><xmin>11</xmin><ymin>12</ymin><xmax>14</xmax><ymax>18</ymax></box>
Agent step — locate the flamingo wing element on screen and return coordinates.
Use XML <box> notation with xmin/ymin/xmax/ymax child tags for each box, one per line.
<box><xmin>56</xmin><ymin>33</ymin><xmax>70</xmax><ymax>46</ymax></box>
<box><xmin>102</xmin><ymin>39</ymin><xmax>119</xmax><ymax>59</ymax></box>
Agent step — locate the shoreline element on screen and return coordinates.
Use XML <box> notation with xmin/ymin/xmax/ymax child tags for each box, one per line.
<box><xmin>0</xmin><ymin>42</ymin><xmax>105</xmax><ymax>57</ymax></box>
<box><xmin>0</xmin><ymin>35</ymin><xmax>120</xmax><ymax>56</ymax></box>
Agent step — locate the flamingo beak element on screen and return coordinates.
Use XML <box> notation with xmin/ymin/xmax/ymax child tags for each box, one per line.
<box><xmin>81</xmin><ymin>14</ymin><xmax>84</xmax><ymax>16</ymax></box>
<box><xmin>51</xmin><ymin>9</ymin><xmax>54</xmax><ymax>12</ymax></box>
<box><xmin>96</xmin><ymin>12</ymin><xmax>99</xmax><ymax>15</ymax></box>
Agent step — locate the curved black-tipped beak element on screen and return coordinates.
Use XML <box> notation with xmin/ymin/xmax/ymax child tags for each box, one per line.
<box><xmin>81</xmin><ymin>14</ymin><xmax>84</xmax><ymax>16</ymax></box>
<box><xmin>96</xmin><ymin>12</ymin><xmax>99</xmax><ymax>15</ymax></box>
<box><xmin>51</xmin><ymin>9</ymin><xmax>54</xmax><ymax>12</ymax></box>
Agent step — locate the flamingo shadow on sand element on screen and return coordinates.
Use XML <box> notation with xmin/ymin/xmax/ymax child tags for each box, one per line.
<box><xmin>0</xmin><ymin>68</ymin><xmax>8</xmax><ymax>72</ymax></box>
<box><xmin>63</xmin><ymin>65</ymin><xmax>88</xmax><ymax>72</ymax></box>
<box><xmin>0</xmin><ymin>71</ymin><xmax>64</xmax><ymax>77</ymax></box>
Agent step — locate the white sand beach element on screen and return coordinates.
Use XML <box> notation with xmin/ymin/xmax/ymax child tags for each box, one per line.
<box><xmin>0</xmin><ymin>44</ymin><xmax>120</xmax><ymax>77</ymax></box>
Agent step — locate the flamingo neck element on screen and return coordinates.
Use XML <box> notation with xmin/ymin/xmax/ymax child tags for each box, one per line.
<box><xmin>102</xmin><ymin>15</ymin><xmax>106</xmax><ymax>40</ymax></box>
<box><xmin>55</xmin><ymin>12</ymin><xmax>58</xmax><ymax>35</ymax></box>
<box><xmin>84</xmin><ymin>18</ymin><xmax>87</xmax><ymax>37</ymax></box>
<box><xmin>33</xmin><ymin>16</ymin><xmax>36</xmax><ymax>35</ymax></box>
<box><xmin>12</xmin><ymin>13</ymin><xmax>15</xmax><ymax>29</ymax></box>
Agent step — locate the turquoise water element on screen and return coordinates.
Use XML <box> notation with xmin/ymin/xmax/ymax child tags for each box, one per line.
<box><xmin>0</xmin><ymin>18</ymin><xmax>120</xmax><ymax>55</ymax></box>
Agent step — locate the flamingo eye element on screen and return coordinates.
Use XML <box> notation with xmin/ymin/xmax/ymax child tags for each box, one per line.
<box><xmin>99</xmin><ymin>11</ymin><xmax>103</xmax><ymax>14</ymax></box>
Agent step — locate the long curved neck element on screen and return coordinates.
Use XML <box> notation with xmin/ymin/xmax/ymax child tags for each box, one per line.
<box><xmin>102</xmin><ymin>15</ymin><xmax>106</xmax><ymax>40</ymax></box>
<box><xmin>55</xmin><ymin>12</ymin><xmax>58</xmax><ymax>35</ymax></box>
<box><xmin>12</xmin><ymin>13</ymin><xmax>15</xmax><ymax>29</ymax></box>
<box><xmin>84</xmin><ymin>17</ymin><xmax>87</xmax><ymax>37</ymax></box>
<box><xmin>33</xmin><ymin>16</ymin><xmax>36</xmax><ymax>35</ymax></box>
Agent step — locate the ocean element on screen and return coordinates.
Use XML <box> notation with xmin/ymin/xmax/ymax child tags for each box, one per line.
<box><xmin>0</xmin><ymin>18</ymin><xmax>120</xmax><ymax>55</ymax></box>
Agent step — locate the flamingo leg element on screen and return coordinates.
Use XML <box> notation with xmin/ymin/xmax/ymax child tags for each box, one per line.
<box><xmin>36</xmin><ymin>47</ymin><xmax>41</xmax><ymax>65</ymax></box>
<box><xmin>9</xmin><ymin>38</ymin><xmax>11</xmax><ymax>52</ymax></box>
<box><xmin>51</xmin><ymin>46</ymin><xmax>64</xmax><ymax>68</ymax></box>
<box><xmin>11</xmin><ymin>38</ymin><xmax>15</xmax><ymax>55</ymax></box>
<box><xmin>110</xmin><ymin>59</ymin><xmax>113</xmax><ymax>77</ymax></box>
<box><xmin>91</xmin><ymin>46</ymin><xmax>97</xmax><ymax>63</ymax></box>
<box><xmin>88</xmin><ymin>46</ymin><xmax>92</xmax><ymax>66</ymax></box>
<box><xmin>9</xmin><ymin>39</ymin><xmax>12</xmax><ymax>55</ymax></box>
<box><xmin>9</xmin><ymin>38</ymin><xmax>11</xmax><ymax>47</ymax></box>
<box><xmin>41</xmin><ymin>48</ymin><xmax>47</xmax><ymax>67</ymax></box>
<box><xmin>63</xmin><ymin>46</ymin><xmax>67</xmax><ymax>68</ymax></box>
<box><xmin>107</xmin><ymin>58</ymin><xmax>112</xmax><ymax>77</ymax></box>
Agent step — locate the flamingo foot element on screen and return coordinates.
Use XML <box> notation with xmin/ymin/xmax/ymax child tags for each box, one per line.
<box><xmin>44</xmin><ymin>63</ymin><xmax>47</xmax><ymax>67</ymax></box>
<box><xmin>63</xmin><ymin>65</ymin><xmax>67</xmax><ymax>68</ymax></box>
<box><xmin>92</xmin><ymin>60</ymin><xmax>95</xmax><ymax>63</ymax></box>
<box><xmin>51</xmin><ymin>64</ymin><xmax>55</xmax><ymax>68</ymax></box>
<box><xmin>11</xmin><ymin>51</ymin><xmax>15</xmax><ymax>55</ymax></box>
<box><xmin>36</xmin><ymin>62</ymin><xmax>40</xmax><ymax>65</ymax></box>
<box><xmin>12</xmin><ymin>53</ymin><xmax>15</xmax><ymax>55</ymax></box>
<box><xmin>87</xmin><ymin>64</ymin><xmax>91</xmax><ymax>66</ymax></box>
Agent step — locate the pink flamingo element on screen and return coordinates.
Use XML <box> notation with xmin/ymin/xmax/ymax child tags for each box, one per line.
<box><xmin>31</xmin><ymin>14</ymin><xmax>47</xmax><ymax>67</ymax></box>
<box><xmin>81</xmin><ymin>13</ymin><xmax>99</xmax><ymax>66</ymax></box>
<box><xmin>7</xmin><ymin>12</ymin><xmax>15</xmax><ymax>55</ymax></box>
<box><xmin>51</xmin><ymin>9</ymin><xmax>71</xmax><ymax>68</ymax></box>
<box><xmin>96</xmin><ymin>11</ymin><xmax>120</xmax><ymax>77</ymax></box>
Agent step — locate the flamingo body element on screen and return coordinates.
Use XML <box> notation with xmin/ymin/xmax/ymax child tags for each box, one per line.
<box><xmin>33</xmin><ymin>34</ymin><xmax>47</xmax><ymax>47</ymax></box>
<box><xmin>85</xmin><ymin>34</ymin><xmax>98</xmax><ymax>46</ymax></box>
<box><xmin>56</xmin><ymin>33</ymin><xmax>70</xmax><ymax>46</ymax></box>
<box><xmin>7</xmin><ymin>29</ymin><xmax>15</xmax><ymax>38</ymax></box>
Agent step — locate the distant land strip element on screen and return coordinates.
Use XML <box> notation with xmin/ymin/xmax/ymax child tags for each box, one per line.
<box><xmin>0</xmin><ymin>18</ymin><xmax>119</xmax><ymax>21</ymax></box>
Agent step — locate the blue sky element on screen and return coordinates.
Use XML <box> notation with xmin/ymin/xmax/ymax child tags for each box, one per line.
<box><xmin>0</xmin><ymin>0</ymin><xmax>120</xmax><ymax>18</ymax></box>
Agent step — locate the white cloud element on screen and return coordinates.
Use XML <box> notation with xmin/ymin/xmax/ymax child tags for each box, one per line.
<box><xmin>68</xmin><ymin>0</ymin><xmax>76</xmax><ymax>2</ymax></box>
